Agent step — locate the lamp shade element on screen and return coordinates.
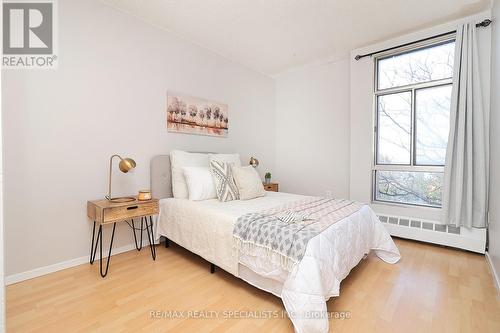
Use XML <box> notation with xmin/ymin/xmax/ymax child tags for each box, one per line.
<box><xmin>119</xmin><ymin>158</ymin><xmax>136</xmax><ymax>173</ymax></box>
<box><xmin>249</xmin><ymin>156</ymin><xmax>259</xmax><ymax>168</ymax></box>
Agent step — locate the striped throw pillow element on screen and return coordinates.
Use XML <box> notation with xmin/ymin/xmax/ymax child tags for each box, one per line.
<box><xmin>210</xmin><ymin>160</ymin><xmax>240</xmax><ymax>202</ymax></box>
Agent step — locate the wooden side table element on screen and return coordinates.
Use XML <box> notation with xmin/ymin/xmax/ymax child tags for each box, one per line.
<box><xmin>87</xmin><ymin>197</ymin><xmax>159</xmax><ymax>277</ymax></box>
<box><xmin>263</xmin><ymin>182</ymin><xmax>279</xmax><ymax>192</ymax></box>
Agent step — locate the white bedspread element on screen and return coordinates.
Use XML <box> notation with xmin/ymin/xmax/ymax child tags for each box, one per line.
<box><xmin>155</xmin><ymin>192</ymin><xmax>401</xmax><ymax>333</ymax></box>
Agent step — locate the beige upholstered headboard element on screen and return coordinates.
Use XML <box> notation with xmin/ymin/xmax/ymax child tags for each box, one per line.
<box><xmin>150</xmin><ymin>155</ymin><xmax>173</xmax><ymax>199</ymax></box>
<box><xmin>150</xmin><ymin>152</ymin><xmax>214</xmax><ymax>199</ymax></box>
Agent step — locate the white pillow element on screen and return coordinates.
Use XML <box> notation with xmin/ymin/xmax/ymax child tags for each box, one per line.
<box><xmin>209</xmin><ymin>153</ymin><xmax>242</xmax><ymax>166</ymax></box>
<box><xmin>232</xmin><ymin>165</ymin><xmax>266</xmax><ymax>200</ymax></box>
<box><xmin>183</xmin><ymin>167</ymin><xmax>216</xmax><ymax>201</ymax></box>
<box><xmin>170</xmin><ymin>150</ymin><xmax>209</xmax><ymax>199</ymax></box>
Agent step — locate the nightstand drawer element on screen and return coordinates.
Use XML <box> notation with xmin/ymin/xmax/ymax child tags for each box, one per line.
<box><xmin>103</xmin><ymin>201</ymin><xmax>158</xmax><ymax>223</ymax></box>
<box><xmin>263</xmin><ymin>183</ymin><xmax>279</xmax><ymax>192</ymax></box>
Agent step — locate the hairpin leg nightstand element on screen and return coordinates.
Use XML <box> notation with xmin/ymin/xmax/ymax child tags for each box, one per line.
<box><xmin>87</xmin><ymin>197</ymin><xmax>159</xmax><ymax>277</ymax></box>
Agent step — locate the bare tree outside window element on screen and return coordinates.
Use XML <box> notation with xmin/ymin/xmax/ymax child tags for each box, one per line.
<box><xmin>377</xmin><ymin>41</ymin><xmax>455</xmax><ymax>90</ymax></box>
<box><xmin>374</xmin><ymin>39</ymin><xmax>455</xmax><ymax>207</ymax></box>
<box><xmin>377</xmin><ymin>92</ymin><xmax>412</xmax><ymax>164</ymax></box>
<box><xmin>415</xmin><ymin>86</ymin><xmax>451</xmax><ymax>165</ymax></box>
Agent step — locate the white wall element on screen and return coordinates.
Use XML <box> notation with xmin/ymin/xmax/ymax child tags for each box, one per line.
<box><xmin>488</xmin><ymin>0</ymin><xmax>500</xmax><ymax>288</ymax></box>
<box><xmin>0</xmin><ymin>1</ymin><xmax>5</xmax><ymax>328</ymax></box>
<box><xmin>349</xmin><ymin>11</ymin><xmax>492</xmax><ymax>222</ymax></box>
<box><xmin>2</xmin><ymin>0</ymin><xmax>276</xmax><ymax>277</ymax></box>
<box><xmin>274</xmin><ymin>60</ymin><xmax>350</xmax><ymax>197</ymax></box>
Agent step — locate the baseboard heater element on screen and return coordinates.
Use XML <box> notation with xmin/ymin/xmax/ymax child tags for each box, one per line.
<box><xmin>378</xmin><ymin>214</ymin><xmax>486</xmax><ymax>254</ymax></box>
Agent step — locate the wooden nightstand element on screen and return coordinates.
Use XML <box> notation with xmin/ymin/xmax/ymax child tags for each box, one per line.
<box><xmin>263</xmin><ymin>182</ymin><xmax>279</xmax><ymax>192</ymax></box>
<box><xmin>87</xmin><ymin>197</ymin><xmax>159</xmax><ymax>277</ymax></box>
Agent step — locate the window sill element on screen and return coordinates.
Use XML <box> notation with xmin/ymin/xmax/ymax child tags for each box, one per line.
<box><xmin>370</xmin><ymin>200</ymin><xmax>443</xmax><ymax>222</ymax></box>
<box><xmin>371</xmin><ymin>200</ymin><xmax>441</xmax><ymax>211</ymax></box>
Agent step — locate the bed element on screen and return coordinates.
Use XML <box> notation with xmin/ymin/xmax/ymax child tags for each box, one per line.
<box><xmin>151</xmin><ymin>155</ymin><xmax>401</xmax><ymax>333</ymax></box>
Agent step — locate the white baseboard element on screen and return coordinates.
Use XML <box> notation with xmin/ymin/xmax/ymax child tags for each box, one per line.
<box><xmin>486</xmin><ymin>251</ymin><xmax>500</xmax><ymax>292</ymax></box>
<box><xmin>5</xmin><ymin>242</ymin><xmax>150</xmax><ymax>285</ymax></box>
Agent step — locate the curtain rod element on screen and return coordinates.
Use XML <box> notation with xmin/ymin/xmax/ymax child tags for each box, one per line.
<box><xmin>354</xmin><ymin>18</ymin><xmax>492</xmax><ymax>61</ymax></box>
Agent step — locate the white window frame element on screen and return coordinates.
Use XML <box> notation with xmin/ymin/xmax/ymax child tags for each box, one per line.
<box><xmin>372</xmin><ymin>35</ymin><xmax>455</xmax><ymax>208</ymax></box>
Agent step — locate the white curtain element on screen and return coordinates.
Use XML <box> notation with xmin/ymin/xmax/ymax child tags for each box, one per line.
<box><xmin>442</xmin><ymin>21</ymin><xmax>489</xmax><ymax>228</ymax></box>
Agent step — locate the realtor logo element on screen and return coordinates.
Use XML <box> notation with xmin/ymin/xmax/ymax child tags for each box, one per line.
<box><xmin>2</xmin><ymin>0</ymin><xmax>58</xmax><ymax>68</ymax></box>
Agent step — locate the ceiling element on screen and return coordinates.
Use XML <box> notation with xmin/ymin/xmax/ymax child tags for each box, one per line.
<box><xmin>101</xmin><ymin>0</ymin><xmax>491</xmax><ymax>75</ymax></box>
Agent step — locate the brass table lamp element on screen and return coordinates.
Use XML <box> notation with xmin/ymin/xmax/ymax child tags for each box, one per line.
<box><xmin>249</xmin><ymin>156</ymin><xmax>259</xmax><ymax>168</ymax></box>
<box><xmin>106</xmin><ymin>154</ymin><xmax>136</xmax><ymax>203</ymax></box>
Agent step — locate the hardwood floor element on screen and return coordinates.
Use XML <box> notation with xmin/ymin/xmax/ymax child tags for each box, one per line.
<box><xmin>7</xmin><ymin>238</ymin><xmax>500</xmax><ymax>333</ymax></box>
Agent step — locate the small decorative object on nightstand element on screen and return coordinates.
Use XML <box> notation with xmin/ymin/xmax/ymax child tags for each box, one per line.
<box><xmin>138</xmin><ymin>190</ymin><xmax>152</xmax><ymax>201</ymax></box>
<box><xmin>264</xmin><ymin>172</ymin><xmax>272</xmax><ymax>184</ymax></box>
<box><xmin>263</xmin><ymin>182</ymin><xmax>279</xmax><ymax>192</ymax></box>
<box><xmin>87</xmin><ymin>197</ymin><xmax>158</xmax><ymax>277</ymax></box>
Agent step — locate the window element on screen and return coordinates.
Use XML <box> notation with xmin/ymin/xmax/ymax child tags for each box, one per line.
<box><xmin>373</xmin><ymin>39</ymin><xmax>455</xmax><ymax>208</ymax></box>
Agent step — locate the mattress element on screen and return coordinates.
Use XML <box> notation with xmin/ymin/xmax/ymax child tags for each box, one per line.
<box><xmin>155</xmin><ymin>192</ymin><xmax>400</xmax><ymax>333</ymax></box>
<box><xmin>155</xmin><ymin>191</ymin><xmax>305</xmax><ymax>276</ymax></box>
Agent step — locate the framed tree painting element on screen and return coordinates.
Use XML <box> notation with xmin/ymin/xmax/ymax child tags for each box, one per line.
<box><xmin>166</xmin><ymin>92</ymin><xmax>228</xmax><ymax>137</ymax></box>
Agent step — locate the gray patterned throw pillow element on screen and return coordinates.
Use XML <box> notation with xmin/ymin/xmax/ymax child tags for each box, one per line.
<box><xmin>210</xmin><ymin>160</ymin><xmax>240</xmax><ymax>202</ymax></box>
